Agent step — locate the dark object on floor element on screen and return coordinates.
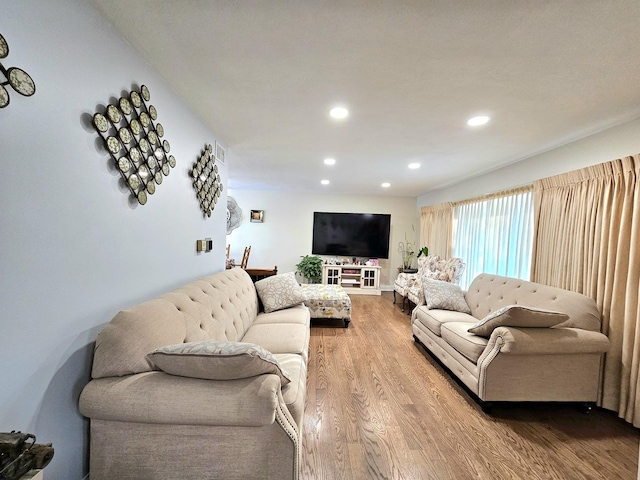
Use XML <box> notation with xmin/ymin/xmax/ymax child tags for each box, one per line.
<box><xmin>0</xmin><ymin>431</ymin><xmax>54</xmax><ymax>480</ymax></box>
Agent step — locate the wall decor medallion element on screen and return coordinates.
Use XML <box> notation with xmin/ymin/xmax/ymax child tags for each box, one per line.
<box><xmin>92</xmin><ymin>84</ymin><xmax>176</xmax><ymax>205</ymax></box>
<box><xmin>189</xmin><ymin>143</ymin><xmax>222</xmax><ymax>218</ymax></box>
<box><xmin>0</xmin><ymin>32</ymin><xmax>36</xmax><ymax>108</ymax></box>
<box><xmin>227</xmin><ymin>196</ymin><xmax>242</xmax><ymax>234</ymax></box>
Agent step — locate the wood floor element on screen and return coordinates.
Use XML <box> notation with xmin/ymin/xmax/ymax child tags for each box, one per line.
<box><xmin>301</xmin><ymin>292</ymin><xmax>639</xmax><ymax>480</ymax></box>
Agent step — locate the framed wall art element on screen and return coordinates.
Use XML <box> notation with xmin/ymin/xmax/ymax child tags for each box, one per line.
<box><xmin>215</xmin><ymin>141</ymin><xmax>226</xmax><ymax>164</ymax></box>
<box><xmin>250</xmin><ymin>210</ymin><xmax>264</xmax><ymax>223</ymax></box>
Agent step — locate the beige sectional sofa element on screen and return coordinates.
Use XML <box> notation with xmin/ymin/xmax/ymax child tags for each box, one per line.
<box><xmin>412</xmin><ymin>273</ymin><xmax>610</xmax><ymax>409</ymax></box>
<box><xmin>80</xmin><ymin>268</ymin><xmax>309</xmax><ymax>480</ymax></box>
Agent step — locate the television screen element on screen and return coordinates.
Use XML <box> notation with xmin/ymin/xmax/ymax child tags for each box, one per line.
<box><xmin>312</xmin><ymin>212</ymin><xmax>391</xmax><ymax>259</ymax></box>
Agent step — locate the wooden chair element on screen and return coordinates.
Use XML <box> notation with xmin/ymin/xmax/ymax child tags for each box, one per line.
<box><xmin>240</xmin><ymin>246</ymin><xmax>251</xmax><ymax>268</ymax></box>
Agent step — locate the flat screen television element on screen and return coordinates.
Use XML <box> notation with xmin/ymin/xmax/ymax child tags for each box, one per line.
<box><xmin>312</xmin><ymin>212</ymin><xmax>391</xmax><ymax>259</ymax></box>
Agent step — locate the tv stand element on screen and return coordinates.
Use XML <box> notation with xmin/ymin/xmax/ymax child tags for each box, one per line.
<box><xmin>321</xmin><ymin>264</ymin><xmax>381</xmax><ymax>295</ymax></box>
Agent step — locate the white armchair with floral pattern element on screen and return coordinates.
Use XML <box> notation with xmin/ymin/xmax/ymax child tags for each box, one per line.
<box><xmin>395</xmin><ymin>255</ymin><xmax>466</xmax><ymax>313</ymax></box>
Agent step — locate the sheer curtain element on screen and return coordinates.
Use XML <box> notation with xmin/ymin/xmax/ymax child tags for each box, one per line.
<box><xmin>452</xmin><ymin>187</ymin><xmax>534</xmax><ymax>289</ymax></box>
<box><xmin>532</xmin><ymin>155</ymin><xmax>640</xmax><ymax>426</ymax></box>
<box><xmin>419</xmin><ymin>203</ymin><xmax>453</xmax><ymax>258</ymax></box>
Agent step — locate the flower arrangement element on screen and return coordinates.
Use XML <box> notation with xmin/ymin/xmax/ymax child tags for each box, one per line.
<box><xmin>398</xmin><ymin>231</ymin><xmax>416</xmax><ymax>271</ymax></box>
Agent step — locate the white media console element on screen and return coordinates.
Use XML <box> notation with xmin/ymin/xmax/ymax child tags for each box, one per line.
<box><xmin>321</xmin><ymin>264</ymin><xmax>381</xmax><ymax>295</ymax></box>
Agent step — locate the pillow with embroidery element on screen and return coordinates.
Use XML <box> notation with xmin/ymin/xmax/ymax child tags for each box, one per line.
<box><xmin>468</xmin><ymin>305</ymin><xmax>569</xmax><ymax>338</ymax></box>
<box><xmin>147</xmin><ymin>340</ymin><xmax>291</xmax><ymax>385</ymax></box>
<box><xmin>423</xmin><ymin>278</ymin><xmax>471</xmax><ymax>313</ymax></box>
<box><xmin>255</xmin><ymin>272</ymin><xmax>307</xmax><ymax>313</ymax></box>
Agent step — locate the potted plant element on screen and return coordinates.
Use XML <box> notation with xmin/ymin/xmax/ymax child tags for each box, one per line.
<box><xmin>295</xmin><ymin>255</ymin><xmax>323</xmax><ymax>283</ymax></box>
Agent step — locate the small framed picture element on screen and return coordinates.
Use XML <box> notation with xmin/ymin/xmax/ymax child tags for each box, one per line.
<box><xmin>215</xmin><ymin>141</ymin><xmax>226</xmax><ymax>164</ymax></box>
<box><xmin>250</xmin><ymin>210</ymin><xmax>264</xmax><ymax>223</ymax></box>
<box><xmin>369</xmin><ymin>258</ymin><xmax>379</xmax><ymax>266</ymax></box>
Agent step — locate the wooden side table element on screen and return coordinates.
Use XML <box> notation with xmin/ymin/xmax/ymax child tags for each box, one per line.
<box><xmin>244</xmin><ymin>266</ymin><xmax>278</xmax><ymax>282</ymax></box>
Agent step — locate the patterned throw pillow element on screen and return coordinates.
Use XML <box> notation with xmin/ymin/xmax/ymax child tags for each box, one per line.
<box><xmin>254</xmin><ymin>272</ymin><xmax>308</xmax><ymax>313</ymax></box>
<box><xmin>423</xmin><ymin>278</ymin><xmax>471</xmax><ymax>313</ymax></box>
<box><xmin>467</xmin><ymin>305</ymin><xmax>569</xmax><ymax>338</ymax></box>
<box><xmin>147</xmin><ymin>340</ymin><xmax>291</xmax><ymax>385</ymax></box>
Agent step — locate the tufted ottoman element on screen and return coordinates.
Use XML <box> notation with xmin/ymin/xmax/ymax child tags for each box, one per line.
<box><xmin>301</xmin><ymin>284</ymin><xmax>352</xmax><ymax>327</ymax></box>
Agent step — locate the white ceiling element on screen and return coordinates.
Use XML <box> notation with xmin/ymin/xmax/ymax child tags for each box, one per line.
<box><xmin>89</xmin><ymin>0</ymin><xmax>640</xmax><ymax>197</ymax></box>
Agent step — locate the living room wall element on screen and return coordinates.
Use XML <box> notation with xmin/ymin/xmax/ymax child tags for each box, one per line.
<box><xmin>1</xmin><ymin>2</ymin><xmax>227</xmax><ymax>478</ymax></box>
<box><xmin>226</xmin><ymin>191</ymin><xmax>418</xmax><ymax>289</ymax></box>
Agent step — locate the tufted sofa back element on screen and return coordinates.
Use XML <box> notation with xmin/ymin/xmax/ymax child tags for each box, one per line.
<box><xmin>91</xmin><ymin>268</ymin><xmax>259</xmax><ymax>378</ymax></box>
<box><xmin>464</xmin><ymin>274</ymin><xmax>601</xmax><ymax>331</ymax></box>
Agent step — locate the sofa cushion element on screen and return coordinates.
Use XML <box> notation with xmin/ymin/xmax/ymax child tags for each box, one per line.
<box><xmin>147</xmin><ymin>340</ymin><xmax>291</xmax><ymax>385</ymax></box>
<box><xmin>253</xmin><ymin>304</ymin><xmax>311</xmax><ymax>326</ymax></box>
<box><xmin>423</xmin><ymin>278</ymin><xmax>471</xmax><ymax>313</ymax></box>
<box><xmin>467</xmin><ymin>305</ymin><xmax>569</xmax><ymax>338</ymax></box>
<box><xmin>441</xmin><ymin>322</ymin><xmax>489</xmax><ymax>364</ymax></box>
<box><xmin>242</xmin><ymin>323</ymin><xmax>310</xmax><ymax>358</ymax></box>
<box><xmin>274</xmin><ymin>353</ymin><xmax>307</xmax><ymax>427</ymax></box>
<box><xmin>413</xmin><ymin>306</ymin><xmax>477</xmax><ymax>336</ymax></box>
<box><xmin>255</xmin><ymin>272</ymin><xmax>308</xmax><ymax>313</ymax></box>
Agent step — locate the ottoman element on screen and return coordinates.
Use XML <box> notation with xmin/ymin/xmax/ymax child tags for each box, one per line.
<box><xmin>301</xmin><ymin>284</ymin><xmax>352</xmax><ymax>327</ymax></box>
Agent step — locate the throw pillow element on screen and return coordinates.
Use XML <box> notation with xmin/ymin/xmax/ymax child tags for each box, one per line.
<box><xmin>423</xmin><ymin>278</ymin><xmax>471</xmax><ymax>313</ymax></box>
<box><xmin>147</xmin><ymin>340</ymin><xmax>291</xmax><ymax>385</ymax></box>
<box><xmin>254</xmin><ymin>272</ymin><xmax>307</xmax><ymax>313</ymax></box>
<box><xmin>467</xmin><ymin>305</ymin><xmax>570</xmax><ymax>338</ymax></box>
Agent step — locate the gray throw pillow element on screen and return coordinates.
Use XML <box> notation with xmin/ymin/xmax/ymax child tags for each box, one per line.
<box><xmin>423</xmin><ymin>278</ymin><xmax>471</xmax><ymax>313</ymax></box>
<box><xmin>255</xmin><ymin>272</ymin><xmax>307</xmax><ymax>313</ymax></box>
<box><xmin>147</xmin><ymin>340</ymin><xmax>291</xmax><ymax>385</ymax></box>
<box><xmin>467</xmin><ymin>305</ymin><xmax>570</xmax><ymax>338</ymax></box>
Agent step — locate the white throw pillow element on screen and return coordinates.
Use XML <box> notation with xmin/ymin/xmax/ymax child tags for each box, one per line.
<box><xmin>423</xmin><ymin>278</ymin><xmax>471</xmax><ymax>313</ymax></box>
<box><xmin>255</xmin><ymin>272</ymin><xmax>307</xmax><ymax>313</ymax></box>
<box><xmin>467</xmin><ymin>305</ymin><xmax>570</xmax><ymax>338</ymax></box>
<box><xmin>147</xmin><ymin>340</ymin><xmax>291</xmax><ymax>385</ymax></box>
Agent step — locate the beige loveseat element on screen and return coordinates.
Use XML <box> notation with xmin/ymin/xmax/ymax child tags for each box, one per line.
<box><xmin>79</xmin><ymin>268</ymin><xmax>309</xmax><ymax>480</ymax></box>
<box><xmin>412</xmin><ymin>273</ymin><xmax>610</xmax><ymax>409</ymax></box>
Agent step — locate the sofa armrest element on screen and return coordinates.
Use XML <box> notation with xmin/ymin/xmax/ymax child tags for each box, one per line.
<box><xmin>478</xmin><ymin>326</ymin><xmax>610</xmax><ymax>363</ymax></box>
<box><xmin>79</xmin><ymin>371</ymin><xmax>282</xmax><ymax>427</ymax></box>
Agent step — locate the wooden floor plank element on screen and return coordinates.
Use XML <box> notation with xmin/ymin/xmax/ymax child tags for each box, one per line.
<box><xmin>302</xmin><ymin>292</ymin><xmax>639</xmax><ymax>480</ymax></box>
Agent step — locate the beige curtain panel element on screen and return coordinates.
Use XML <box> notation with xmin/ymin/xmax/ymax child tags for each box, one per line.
<box><xmin>420</xmin><ymin>202</ymin><xmax>452</xmax><ymax>258</ymax></box>
<box><xmin>532</xmin><ymin>155</ymin><xmax>640</xmax><ymax>426</ymax></box>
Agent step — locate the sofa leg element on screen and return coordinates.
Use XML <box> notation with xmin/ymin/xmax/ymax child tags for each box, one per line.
<box><xmin>393</xmin><ymin>291</ymin><xmax>396</xmax><ymax>303</ymax></box>
<box><xmin>579</xmin><ymin>402</ymin><xmax>595</xmax><ymax>414</ymax></box>
<box><xmin>344</xmin><ymin>319</ymin><xmax>350</xmax><ymax>328</ymax></box>
<box><xmin>480</xmin><ymin>401</ymin><xmax>494</xmax><ymax>414</ymax></box>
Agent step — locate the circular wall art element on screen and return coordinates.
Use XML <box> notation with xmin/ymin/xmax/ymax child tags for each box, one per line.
<box><xmin>189</xmin><ymin>144</ymin><xmax>222</xmax><ymax>218</ymax></box>
<box><xmin>92</xmin><ymin>84</ymin><xmax>176</xmax><ymax>205</ymax></box>
<box><xmin>0</xmin><ymin>33</ymin><xmax>36</xmax><ymax>108</ymax></box>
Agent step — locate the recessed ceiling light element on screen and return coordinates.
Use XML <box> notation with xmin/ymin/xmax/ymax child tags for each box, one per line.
<box><xmin>329</xmin><ymin>107</ymin><xmax>349</xmax><ymax>119</ymax></box>
<box><xmin>408</xmin><ymin>163</ymin><xmax>421</xmax><ymax>169</ymax></box>
<box><xmin>324</xmin><ymin>158</ymin><xmax>336</xmax><ymax>165</ymax></box>
<box><xmin>321</xmin><ymin>179</ymin><xmax>330</xmax><ymax>185</ymax></box>
<box><xmin>467</xmin><ymin>115</ymin><xmax>490</xmax><ymax>126</ymax></box>
<box><xmin>381</xmin><ymin>182</ymin><xmax>391</xmax><ymax>188</ymax></box>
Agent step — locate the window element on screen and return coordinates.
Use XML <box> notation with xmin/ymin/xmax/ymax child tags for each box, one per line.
<box><xmin>452</xmin><ymin>190</ymin><xmax>533</xmax><ymax>289</ymax></box>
